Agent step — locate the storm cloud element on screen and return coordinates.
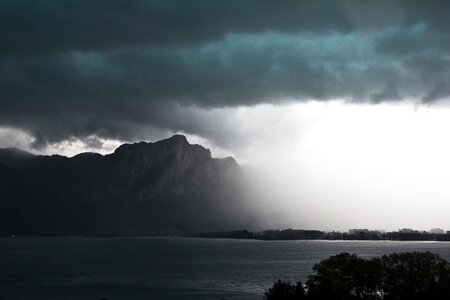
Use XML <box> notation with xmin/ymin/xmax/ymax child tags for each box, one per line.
<box><xmin>1</xmin><ymin>0</ymin><xmax>449</xmax><ymax>149</ymax></box>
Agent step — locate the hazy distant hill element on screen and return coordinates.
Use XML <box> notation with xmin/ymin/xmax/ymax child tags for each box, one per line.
<box><xmin>0</xmin><ymin>135</ymin><xmax>256</xmax><ymax>236</ymax></box>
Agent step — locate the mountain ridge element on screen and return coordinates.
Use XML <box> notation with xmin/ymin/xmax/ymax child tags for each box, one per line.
<box><xmin>0</xmin><ymin>135</ymin><xmax>255</xmax><ymax>236</ymax></box>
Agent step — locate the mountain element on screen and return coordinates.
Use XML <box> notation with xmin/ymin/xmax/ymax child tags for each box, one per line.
<box><xmin>0</xmin><ymin>147</ymin><xmax>35</xmax><ymax>168</ymax></box>
<box><xmin>0</xmin><ymin>135</ymin><xmax>257</xmax><ymax>236</ymax></box>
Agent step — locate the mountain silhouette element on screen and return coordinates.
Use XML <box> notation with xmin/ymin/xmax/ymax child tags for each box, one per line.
<box><xmin>0</xmin><ymin>135</ymin><xmax>256</xmax><ymax>236</ymax></box>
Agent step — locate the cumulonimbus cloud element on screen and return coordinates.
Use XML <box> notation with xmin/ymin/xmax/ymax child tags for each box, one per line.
<box><xmin>0</xmin><ymin>0</ymin><xmax>449</xmax><ymax>148</ymax></box>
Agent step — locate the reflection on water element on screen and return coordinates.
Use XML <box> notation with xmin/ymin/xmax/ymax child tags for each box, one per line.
<box><xmin>1</xmin><ymin>237</ymin><xmax>450</xmax><ymax>299</ymax></box>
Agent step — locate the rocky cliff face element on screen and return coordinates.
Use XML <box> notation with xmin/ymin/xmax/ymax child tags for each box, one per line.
<box><xmin>0</xmin><ymin>135</ymin><xmax>255</xmax><ymax>236</ymax></box>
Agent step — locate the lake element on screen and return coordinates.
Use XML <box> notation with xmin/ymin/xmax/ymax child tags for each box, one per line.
<box><xmin>1</xmin><ymin>237</ymin><xmax>450</xmax><ymax>300</ymax></box>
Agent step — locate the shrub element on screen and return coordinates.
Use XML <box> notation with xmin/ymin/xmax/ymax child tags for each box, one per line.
<box><xmin>266</xmin><ymin>252</ymin><xmax>450</xmax><ymax>300</ymax></box>
<box><xmin>306</xmin><ymin>253</ymin><xmax>382</xmax><ymax>300</ymax></box>
<box><xmin>265</xmin><ymin>280</ymin><xmax>306</xmax><ymax>300</ymax></box>
<box><xmin>380</xmin><ymin>252</ymin><xmax>450</xmax><ymax>300</ymax></box>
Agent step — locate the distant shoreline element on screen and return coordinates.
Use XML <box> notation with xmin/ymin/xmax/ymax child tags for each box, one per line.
<box><xmin>3</xmin><ymin>228</ymin><xmax>450</xmax><ymax>242</ymax></box>
<box><xmin>190</xmin><ymin>228</ymin><xmax>450</xmax><ymax>242</ymax></box>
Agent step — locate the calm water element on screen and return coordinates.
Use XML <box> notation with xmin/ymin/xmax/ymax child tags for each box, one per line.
<box><xmin>2</xmin><ymin>237</ymin><xmax>450</xmax><ymax>300</ymax></box>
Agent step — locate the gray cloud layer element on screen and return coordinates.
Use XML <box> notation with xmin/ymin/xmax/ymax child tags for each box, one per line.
<box><xmin>1</xmin><ymin>0</ymin><xmax>449</xmax><ymax>148</ymax></box>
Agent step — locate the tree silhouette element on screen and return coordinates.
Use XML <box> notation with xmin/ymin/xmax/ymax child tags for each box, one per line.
<box><xmin>306</xmin><ymin>253</ymin><xmax>382</xmax><ymax>300</ymax></box>
<box><xmin>265</xmin><ymin>252</ymin><xmax>450</xmax><ymax>300</ymax></box>
<box><xmin>380</xmin><ymin>252</ymin><xmax>450</xmax><ymax>300</ymax></box>
<box><xmin>265</xmin><ymin>280</ymin><xmax>306</xmax><ymax>300</ymax></box>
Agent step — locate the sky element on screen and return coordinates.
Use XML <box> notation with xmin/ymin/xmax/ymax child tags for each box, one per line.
<box><xmin>1</xmin><ymin>0</ymin><xmax>450</xmax><ymax>230</ymax></box>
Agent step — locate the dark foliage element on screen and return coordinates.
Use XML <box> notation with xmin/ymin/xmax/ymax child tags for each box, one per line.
<box><xmin>266</xmin><ymin>252</ymin><xmax>450</xmax><ymax>300</ymax></box>
<box><xmin>380</xmin><ymin>252</ymin><xmax>450</xmax><ymax>300</ymax></box>
<box><xmin>306</xmin><ymin>253</ymin><xmax>382</xmax><ymax>300</ymax></box>
<box><xmin>265</xmin><ymin>280</ymin><xmax>306</xmax><ymax>300</ymax></box>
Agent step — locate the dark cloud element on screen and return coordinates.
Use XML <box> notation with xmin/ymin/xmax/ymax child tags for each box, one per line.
<box><xmin>375</xmin><ymin>24</ymin><xmax>450</xmax><ymax>56</ymax></box>
<box><xmin>0</xmin><ymin>0</ymin><xmax>449</xmax><ymax>148</ymax></box>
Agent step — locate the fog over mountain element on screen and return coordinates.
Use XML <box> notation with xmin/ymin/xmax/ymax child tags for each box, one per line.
<box><xmin>0</xmin><ymin>135</ymin><xmax>261</xmax><ymax>236</ymax></box>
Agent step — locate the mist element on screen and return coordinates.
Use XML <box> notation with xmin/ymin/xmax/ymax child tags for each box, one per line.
<box><xmin>4</xmin><ymin>100</ymin><xmax>450</xmax><ymax>231</ymax></box>
<box><xmin>197</xmin><ymin>100</ymin><xmax>450</xmax><ymax>231</ymax></box>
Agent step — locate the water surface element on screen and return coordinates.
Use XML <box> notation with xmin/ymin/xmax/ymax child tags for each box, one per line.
<box><xmin>2</xmin><ymin>237</ymin><xmax>450</xmax><ymax>299</ymax></box>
